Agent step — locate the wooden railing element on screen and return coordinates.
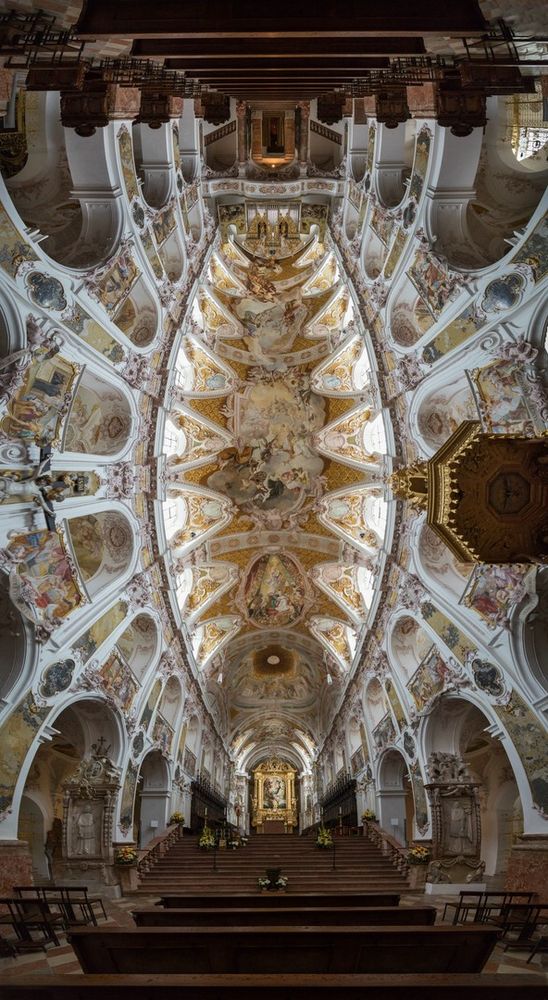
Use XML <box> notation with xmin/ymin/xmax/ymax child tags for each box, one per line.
<box><xmin>310</xmin><ymin>119</ymin><xmax>342</xmax><ymax>145</ymax></box>
<box><xmin>363</xmin><ymin>819</ymin><xmax>410</xmax><ymax>879</ymax></box>
<box><xmin>136</xmin><ymin>823</ymin><xmax>184</xmax><ymax>877</ymax></box>
<box><xmin>204</xmin><ymin>119</ymin><xmax>236</xmax><ymax>147</ymax></box>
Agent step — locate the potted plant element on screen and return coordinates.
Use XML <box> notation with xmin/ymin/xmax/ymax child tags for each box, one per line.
<box><xmin>114</xmin><ymin>846</ymin><xmax>139</xmax><ymax>893</ymax></box>
<box><xmin>169</xmin><ymin>812</ymin><xmax>185</xmax><ymax>825</ymax></box>
<box><xmin>199</xmin><ymin>824</ymin><xmax>216</xmax><ymax>849</ymax></box>
<box><xmin>316</xmin><ymin>824</ymin><xmax>333</xmax><ymax>849</ymax></box>
<box><xmin>407</xmin><ymin>844</ymin><xmax>430</xmax><ymax>889</ymax></box>
<box><xmin>258</xmin><ymin>867</ymin><xmax>288</xmax><ymax>892</ymax></box>
<box><xmin>362</xmin><ymin>809</ymin><xmax>377</xmax><ymax>822</ymax></box>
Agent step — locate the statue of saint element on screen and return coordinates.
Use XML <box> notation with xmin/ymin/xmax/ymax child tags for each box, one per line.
<box><xmin>76</xmin><ymin>804</ymin><xmax>97</xmax><ymax>856</ymax></box>
<box><xmin>448</xmin><ymin>799</ymin><xmax>473</xmax><ymax>855</ymax></box>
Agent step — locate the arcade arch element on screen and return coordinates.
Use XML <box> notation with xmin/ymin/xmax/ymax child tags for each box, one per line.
<box><xmin>16</xmin><ymin>697</ymin><xmax>123</xmax><ymax>875</ymax></box>
<box><xmin>376</xmin><ymin>748</ymin><xmax>414</xmax><ymax>847</ymax></box>
<box><xmin>134</xmin><ymin>750</ymin><xmax>171</xmax><ymax>848</ymax></box>
<box><xmin>422</xmin><ymin>696</ymin><xmax>524</xmax><ymax>876</ymax></box>
<box><xmin>65</xmin><ymin>509</ymin><xmax>135</xmax><ymax>599</ymax></box>
<box><xmin>62</xmin><ymin>370</ymin><xmax>133</xmax><ymax>458</ymax></box>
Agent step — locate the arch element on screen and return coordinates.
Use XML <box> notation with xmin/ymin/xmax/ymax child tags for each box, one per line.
<box><xmin>17</xmin><ymin>794</ymin><xmax>48</xmax><ymax>878</ymax></box>
<box><xmin>132</xmin><ymin>122</ymin><xmax>173</xmax><ymax>210</ymax></box>
<box><xmin>374</xmin><ymin>121</ymin><xmax>415</xmax><ymax>209</ymax></box>
<box><xmin>421</xmin><ymin>695</ymin><xmax>525</xmax><ymax>875</ymax></box>
<box><xmin>179</xmin><ymin>100</ymin><xmax>200</xmax><ymax>183</ymax></box>
<box><xmin>65</xmin><ymin>510</ymin><xmax>135</xmax><ymax>599</ymax></box>
<box><xmin>364</xmin><ymin>677</ymin><xmax>389</xmax><ymax>730</ymax></box>
<box><xmin>426</xmin><ymin>102</ymin><xmax>548</xmax><ymax>271</ymax></box>
<box><xmin>6</xmin><ymin>92</ymin><xmax>122</xmax><ymax>270</ymax></box>
<box><xmin>465</xmin><ymin>97</ymin><xmax>548</xmax><ymax>269</ymax></box>
<box><xmin>159</xmin><ymin>675</ymin><xmax>183</xmax><ymax>728</ymax></box>
<box><xmin>376</xmin><ymin>747</ymin><xmax>413</xmax><ymax>846</ymax></box>
<box><xmin>519</xmin><ymin>567</ymin><xmax>548</xmax><ymax>695</ymax></box>
<box><xmin>362</xmin><ymin>229</ymin><xmax>385</xmax><ymax>280</ymax></box>
<box><xmin>187</xmin><ymin>199</ymin><xmax>203</xmax><ymax>243</ymax></box>
<box><xmin>389</xmin><ymin>615</ymin><xmax>434</xmax><ymax>683</ymax></box>
<box><xmin>113</xmin><ymin>275</ymin><xmax>159</xmax><ymax>348</ymax></box>
<box><xmin>415</xmin><ymin>377</ymin><xmax>477</xmax><ymax>454</ymax></box>
<box><xmin>11</xmin><ymin>695</ymin><xmax>124</xmax><ymax>855</ymax></box>
<box><xmin>115</xmin><ymin>614</ymin><xmax>160</xmax><ymax>683</ymax></box>
<box><xmin>135</xmin><ymin>750</ymin><xmax>171</xmax><ymax>847</ymax></box>
<box><xmin>0</xmin><ymin>577</ymin><xmax>30</xmax><ymax>702</ymax></box>
<box><xmin>158</xmin><ymin>228</ymin><xmax>186</xmax><ymax>283</ymax></box>
<box><xmin>0</xmin><ymin>297</ymin><xmax>25</xmax><ymax>359</ymax></box>
<box><xmin>62</xmin><ymin>370</ymin><xmax>133</xmax><ymax>458</ymax></box>
<box><xmin>388</xmin><ymin>275</ymin><xmax>435</xmax><ymax>349</ymax></box>
<box><xmin>416</xmin><ymin>522</ymin><xmax>471</xmax><ymax>603</ymax></box>
<box><xmin>183</xmin><ymin>714</ymin><xmax>201</xmax><ymax>777</ymax></box>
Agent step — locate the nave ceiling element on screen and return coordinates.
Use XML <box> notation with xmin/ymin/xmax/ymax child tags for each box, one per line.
<box><xmin>160</xmin><ymin>229</ymin><xmax>391</xmax><ymax>763</ymax></box>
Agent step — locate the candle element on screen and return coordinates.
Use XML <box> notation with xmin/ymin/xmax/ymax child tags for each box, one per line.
<box><xmin>338</xmin><ymin>807</ymin><xmax>342</xmax><ymax>816</ymax></box>
<box><xmin>205</xmin><ymin>807</ymin><xmax>208</xmax><ymax>819</ymax></box>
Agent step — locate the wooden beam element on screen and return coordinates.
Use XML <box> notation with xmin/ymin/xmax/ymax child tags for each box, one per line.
<box><xmin>76</xmin><ymin>0</ymin><xmax>488</xmax><ymax>39</ymax></box>
<box><xmin>164</xmin><ymin>58</ymin><xmax>392</xmax><ymax>71</ymax></box>
<box><xmin>131</xmin><ymin>38</ymin><xmax>427</xmax><ymax>58</ymax></box>
<box><xmin>197</xmin><ymin>72</ymin><xmax>362</xmax><ymax>80</ymax></box>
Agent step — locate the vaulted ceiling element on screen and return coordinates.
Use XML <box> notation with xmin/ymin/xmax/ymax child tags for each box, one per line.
<box><xmin>160</xmin><ymin>223</ymin><xmax>390</xmax><ymax>767</ymax></box>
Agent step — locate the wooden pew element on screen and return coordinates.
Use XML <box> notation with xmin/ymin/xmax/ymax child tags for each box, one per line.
<box><xmin>158</xmin><ymin>893</ymin><xmax>401</xmax><ymax>908</ymax></box>
<box><xmin>68</xmin><ymin>926</ymin><xmax>499</xmax><ymax>974</ymax></box>
<box><xmin>2</xmin><ymin>973</ymin><xmax>546</xmax><ymax>999</ymax></box>
<box><xmin>132</xmin><ymin>905</ymin><xmax>437</xmax><ymax>927</ymax></box>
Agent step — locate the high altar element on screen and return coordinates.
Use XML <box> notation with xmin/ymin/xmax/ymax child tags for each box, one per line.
<box><xmin>251</xmin><ymin>758</ymin><xmax>297</xmax><ymax>833</ymax></box>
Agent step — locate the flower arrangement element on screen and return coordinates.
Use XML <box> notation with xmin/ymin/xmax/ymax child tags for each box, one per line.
<box><xmin>169</xmin><ymin>812</ymin><xmax>185</xmax><ymax>825</ymax></box>
<box><xmin>199</xmin><ymin>824</ymin><xmax>216</xmax><ymax>849</ymax></box>
<box><xmin>114</xmin><ymin>846</ymin><xmax>138</xmax><ymax>866</ymax></box>
<box><xmin>316</xmin><ymin>824</ymin><xmax>333</xmax><ymax>849</ymax></box>
<box><xmin>258</xmin><ymin>867</ymin><xmax>288</xmax><ymax>891</ymax></box>
<box><xmin>362</xmin><ymin>809</ymin><xmax>377</xmax><ymax>822</ymax></box>
<box><xmin>407</xmin><ymin>845</ymin><xmax>430</xmax><ymax>865</ymax></box>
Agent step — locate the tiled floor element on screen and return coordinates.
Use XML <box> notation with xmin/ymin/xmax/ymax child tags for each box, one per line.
<box><xmin>0</xmin><ymin>891</ymin><xmax>546</xmax><ymax>978</ymax></box>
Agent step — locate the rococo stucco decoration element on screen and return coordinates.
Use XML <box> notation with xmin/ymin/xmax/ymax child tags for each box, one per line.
<box><xmin>0</xmin><ymin>54</ymin><xmax>545</xmax><ymax>899</ymax></box>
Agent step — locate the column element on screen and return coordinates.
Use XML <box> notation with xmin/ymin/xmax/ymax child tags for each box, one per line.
<box><xmin>236</xmin><ymin>100</ymin><xmax>247</xmax><ymax>171</ymax></box>
<box><xmin>297</xmin><ymin>101</ymin><xmax>310</xmax><ymax>164</ymax></box>
<box><xmin>250</xmin><ymin>110</ymin><xmax>262</xmax><ymax>161</ymax></box>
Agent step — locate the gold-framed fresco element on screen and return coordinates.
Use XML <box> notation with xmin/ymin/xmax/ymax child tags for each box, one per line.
<box><xmin>251</xmin><ymin>757</ymin><xmax>297</xmax><ymax>832</ymax></box>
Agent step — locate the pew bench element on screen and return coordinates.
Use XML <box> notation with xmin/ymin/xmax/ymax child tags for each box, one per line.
<box><xmin>132</xmin><ymin>905</ymin><xmax>437</xmax><ymax>927</ymax></box>
<box><xmin>1</xmin><ymin>972</ymin><xmax>546</xmax><ymax>999</ymax></box>
<box><xmin>157</xmin><ymin>893</ymin><xmax>401</xmax><ymax>909</ymax></box>
<box><xmin>68</xmin><ymin>925</ymin><xmax>500</xmax><ymax>974</ymax></box>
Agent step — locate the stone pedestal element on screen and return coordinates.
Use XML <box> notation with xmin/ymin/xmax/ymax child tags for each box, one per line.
<box><xmin>408</xmin><ymin>865</ymin><xmax>428</xmax><ymax>891</ymax></box>
<box><xmin>115</xmin><ymin>865</ymin><xmax>139</xmax><ymax>894</ymax></box>
<box><xmin>505</xmin><ymin>835</ymin><xmax>548</xmax><ymax>896</ymax></box>
<box><xmin>0</xmin><ymin>840</ymin><xmax>32</xmax><ymax>895</ymax></box>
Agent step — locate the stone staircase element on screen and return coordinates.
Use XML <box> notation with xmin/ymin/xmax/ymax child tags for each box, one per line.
<box><xmin>137</xmin><ymin>832</ymin><xmax>410</xmax><ymax>895</ymax></box>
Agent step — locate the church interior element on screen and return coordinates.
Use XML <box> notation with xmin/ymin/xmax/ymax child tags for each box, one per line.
<box><xmin>0</xmin><ymin>0</ymin><xmax>547</xmax><ymax>995</ymax></box>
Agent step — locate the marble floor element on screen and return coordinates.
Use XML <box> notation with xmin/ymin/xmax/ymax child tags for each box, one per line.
<box><xmin>0</xmin><ymin>891</ymin><xmax>546</xmax><ymax>978</ymax></box>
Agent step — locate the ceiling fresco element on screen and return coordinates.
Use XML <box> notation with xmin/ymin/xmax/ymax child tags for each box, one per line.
<box><xmin>162</xmin><ymin>229</ymin><xmax>389</xmax><ymax>764</ymax></box>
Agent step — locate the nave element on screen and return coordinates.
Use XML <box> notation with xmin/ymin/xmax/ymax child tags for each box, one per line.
<box><xmin>1</xmin><ymin>826</ymin><xmax>547</xmax><ymax>995</ymax></box>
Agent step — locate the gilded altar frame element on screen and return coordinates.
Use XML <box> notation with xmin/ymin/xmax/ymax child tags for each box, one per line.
<box><xmin>251</xmin><ymin>757</ymin><xmax>297</xmax><ymax>832</ymax></box>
